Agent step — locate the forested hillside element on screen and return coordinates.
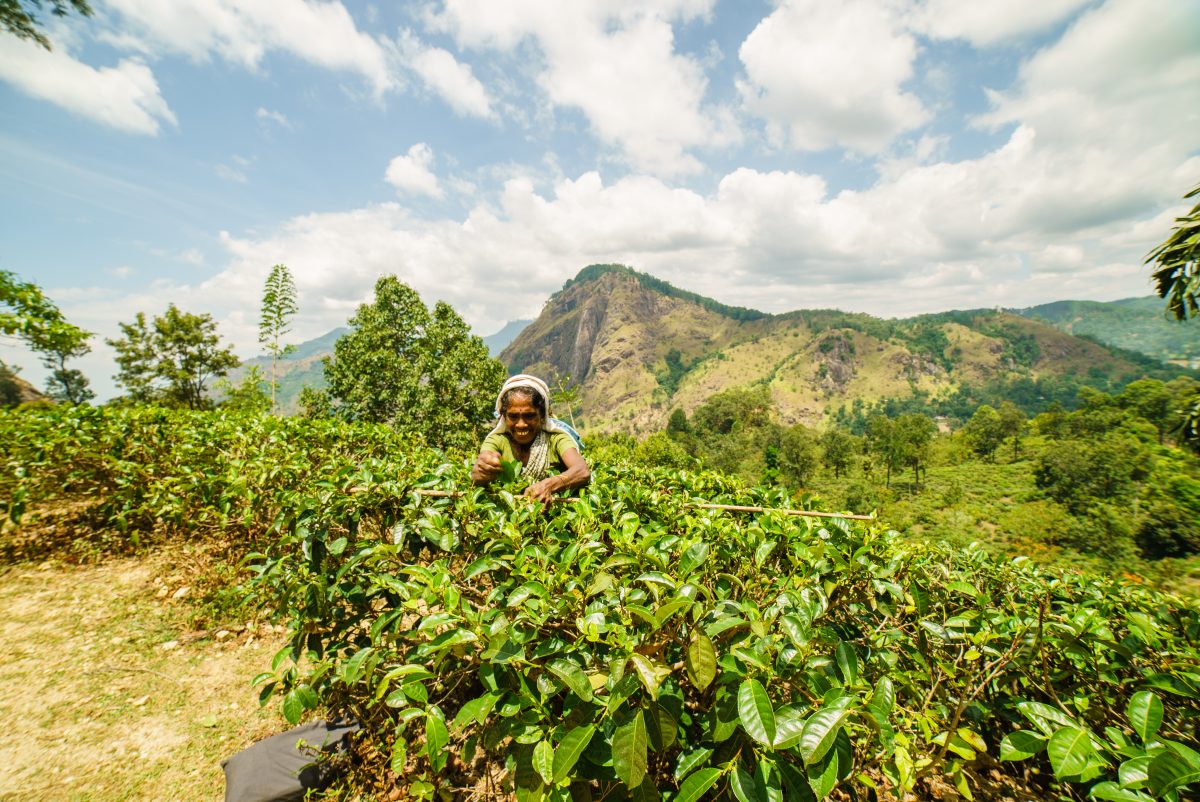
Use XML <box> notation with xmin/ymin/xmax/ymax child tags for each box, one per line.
<box><xmin>502</xmin><ymin>265</ymin><xmax>1193</xmax><ymax>433</ymax></box>
<box><xmin>1015</xmin><ymin>296</ymin><xmax>1199</xmax><ymax>368</ymax></box>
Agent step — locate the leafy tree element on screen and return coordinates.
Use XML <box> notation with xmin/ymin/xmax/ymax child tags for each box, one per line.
<box><xmin>820</xmin><ymin>427</ymin><xmax>857</xmax><ymax>479</ymax></box>
<box><xmin>322</xmin><ymin>276</ymin><xmax>504</xmax><ymax>450</ymax></box>
<box><xmin>259</xmin><ymin>263</ymin><xmax>297</xmax><ymax>414</ymax></box>
<box><xmin>775</xmin><ymin>425</ymin><xmax>818</xmax><ymax>487</ymax></box>
<box><xmin>997</xmin><ymin>400</ymin><xmax>1026</xmax><ymax>461</ymax></box>
<box><xmin>214</xmin><ymin>365</ymin><xmax>271</xmax><ymax>414</ymax></box>
<box><xmin>1035</xmin><ymin>433</ymin><xmax>1150</xmax><ymax>514</ymax></box>
<box><xmin>962</xmin><ymin>404</ymin><xmax>1003</xmax><ymax>461</ymax></box>
<box><xmin>1117</xmin><ymin>378</ymin><xmax>1174</xmax><ymax>444</ymax></box>
<box><xmin>1</xmin><ymin>0</ymin><xmax>90</xmax><ymax>49</ymax></box>
<box><xmin>107</xmin><ymin>305</ymin><xmax>240</xmax><ymax>409</ymax></box>
<box><xmin>691</xmin><ymin>386</ymin><xmax>772</xmax><ymax>436</ymax></box>
<box><xmin>1146</xmin><ymin>182</ymin><xmax>1200</xmax><ymax>449</ymax></box>
<box><xmin>666</xmin><ymin>407</ymin><xmax>691</xmax><ymax>437</ymax></box>
<box><xmin>897</xmin><ymin>413</ymin><xmax>936</xmax><ymax>485</ymax></box>
<box><xmin>1</xmin><ymin>269</ymin><xmax>92</xmax><ymax>404</ymax></box>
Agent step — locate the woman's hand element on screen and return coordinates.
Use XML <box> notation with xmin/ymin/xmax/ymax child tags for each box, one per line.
<box><xmin>524</xmin><ymin>477</ymin><xmax>559</xmax><ymax>503</ymax></box>
<box><xmin>471</xmin><ymin>450</ymin><xmax>502</xmax><ymax>483</ymax></box>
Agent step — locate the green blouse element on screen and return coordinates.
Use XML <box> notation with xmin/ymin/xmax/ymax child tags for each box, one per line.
<box><xmin>481</xmin><ymin>431</ymin><xmax>577</xmax><ymax>474</ymax></box>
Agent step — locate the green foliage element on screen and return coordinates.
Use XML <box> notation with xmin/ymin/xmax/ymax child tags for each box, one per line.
<box><xmin>1147</xmin><ymin>183</ymin><xmax>1200</xmax><ymax>322</ymax></box>
<box><xmin>0</xmin><ymin>0</ymin><xmax>91</xmax><ymax>50</ymax></box>
<box><xmin>259</xmin><ymin>264</ymin><xmax>298</xmax><ymax>414</ymax></box>
<box><xmin>1035</xmin><ymin>433</ymin><xmax>1150</xmax><ymax>514</ymax></box>
<box><xmin>322</xmin><ymin>276</ymin><xmax>504</xmax><ymax>450</ymax></box>
<box><xmin>107</xmin><ymin>305</ymin><xmax>239</xmax><ymax>409</ymax></box>
<box><xmin>819</xmin><ymin>427</ymin><xmax>857</xmax><ymax>479</ymax></box>
<box><xmin>214</xmin><ymin>365</ymin><xmax>272</xmax><ymax>414</ymax></box>
<box><xmin>6</xmin><ymin>404</ymin><xmax>1200</xmax><ymax>800</ymax></box>
<box><xmin>963</xmin><ymin>405</ymin><xmax>1004</xmax><ymax>461</ymax></box>
<box><xmin>1</xmin><ymin>268</ymin><xmax>92</xmax><ymax>404</ymax></box>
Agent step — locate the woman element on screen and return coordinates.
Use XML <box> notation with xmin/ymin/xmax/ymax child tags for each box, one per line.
<box><xmin>471</xmin><ymin>374</ymin><xmax>590</xmax><ymax>502</ymax></box>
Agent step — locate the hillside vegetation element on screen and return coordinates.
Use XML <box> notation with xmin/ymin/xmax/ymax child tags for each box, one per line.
<box><xmin>502</xmin><ymin>266</ymin><xmax>1193</xmax><ymax>433</ymax></box>
<box><xmin>4</xmin><ymin>405</ymin><xmax>1200</xmax><ymax>801</ymax></box>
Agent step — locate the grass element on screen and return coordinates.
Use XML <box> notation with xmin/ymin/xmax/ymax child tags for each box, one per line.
<box><xmin>0</xmin><ymin>543</ymin><xmax>288</xmax><ymax>800</ymax></box>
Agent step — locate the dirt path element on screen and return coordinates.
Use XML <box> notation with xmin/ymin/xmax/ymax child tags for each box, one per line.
<box><xmin>0</xmin><ymin>552</ymin><xmax>288</xmax><ymax>801</ymax></box>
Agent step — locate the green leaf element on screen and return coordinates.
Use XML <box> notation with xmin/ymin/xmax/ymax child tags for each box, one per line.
<box><xmin>552</xmin><ymin>725</ymin><xmax>595</xmax><ymax>784</ymax></box>
<box><xmin>868</xmin><ymin>676</ymin><xmax>894</xmax><ymax>716</ymax></box>
<box><xmin>799</xmin><ymin>704</ymin><xmax>852</xmax><ymax>765</ymax></box>
<box><xmin>1149</xmin><ymin>750</ymin><xmax>1200</xmax><ymax>796</ymax></box>
<box><xmin>674</xmin><ymin>768</ymin><xmax>722</xmax><ymax>802</ymax></box>
<box><xmin>806</xmin><ymin>749</ymin><xmax>839</xmax><ymax>799</ymax></box>
<box><xmin>834</xmin><ymin>642</ymin><xmax>858</xmax><ymax>686</ymax></box>
<box><xmin>738</xmin><ymin>678</ymin><xmax>777</xmax><ymax>748</ymax></box>
<box><xmin>425</xmin><ymin>710</ymin><xmax>449</xmax><ymax>772</ymax></box>
<box><xmin>1118</xmin><ymin>756</ymin><xmax>1151</xmax><ymax>790</ymax></box>
<box><xmin>612</xmin><ymin>710</ymin><xmax>649</xmax><ymax>790</ymax></box>
<box><xmin>773</xmin><ymin>705</ymin><xmax>806</xmax><ymax>750</ymax></box>
<box><xmin>1088</xmin><ymin>781</ymin><xmax>1153</xmax><ymax>801</ymax></box>
<box><xmin>532</xmin><ymin>740</ymin><xmax>555</xmax><ymax>785</ymax></box>
<box><xmin>1127</xmin><ymin>691</ymin><xmax>1164</xmax><ymax>743</ymax></box>
<box><xmin>686</xmin><ymin>633</ymin><xmax>717</xmax><ymax>691</ymax></box>
<box><xmin>674</xmin><ymin>746</ymin><xmax>714</xmax><ymax>781</ymax></box>
<box><xmin>679</xmin><ymin>542</ymin><xmax>710</xmax><ymax>577</ymax></box>
<box><xmin>732</xmin><ymin>762</ymin><xmax>765</xmax><ymax>802</ymax></box>
<box><xmin>999</xmin><ymin>730</ymin><xmax>1046</xmax><ymax>761</ymax></box>
<box><xmin>546</xmin><ymin>659</ymin><xmax>595</xmax><ymax>702</ymax></box>
<box><xmin>451</xmin><ymin>692</ymin><xmax>501</xmax><ymax>731</ymax></box>
<box><xmin>1047</xmin><ymin>726</ymin><xmax>1095</xmax><ymax>778</ymax></box>
<box><xmin>1017</xmin><ymin>701</ymin><xmax>1078</xmax><ymax>737</ymax></box>
<box><xmin>629</xmin><ymin>654</ymin><xmax>671</xmax><ymax>701</ymax></box>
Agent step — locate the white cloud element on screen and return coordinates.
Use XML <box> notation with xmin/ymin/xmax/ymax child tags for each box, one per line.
<box><xmin>215</xmin><ymin>163</ymin><xmax>248</xmax><ymax>184</ymax></box>
<box><xmin>0</xmin><ymin>36</ymin><xmax>176</xmax><ymax>135</ymax></box>
<box><xmin>429</xmin><ymin>0</ymin><xmax>735</xmax><ymax>175</ymax></box>
<box><xmin>906</xmin><ymin>0</ymin><xmax>1095</xmax><ymax>47</ymax></box>
<box><xmin>737</xmin><ymin>0</ymin><xmax>929</xmax><ymax>154</ymax></box>
<box><xmin>103</xmin><ymin>0</ymin><xmax>395</xmax><ymax>94</ymax></box>
<box><xmin>255</xmin><ymin>107</ymin><xmax>292</xmax><ymax>129</ymax></box>
<box><xmin>395</xmin><ymin>30</ymin><xmax>494</xmax><ymax>119</ymax></box>
<box><xmin>385</xmin><ymin>143</ymin><xmax>444</xmax><ymax>198</ymax></box>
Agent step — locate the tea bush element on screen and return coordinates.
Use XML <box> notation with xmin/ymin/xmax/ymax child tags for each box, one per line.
<box><xmin>4</xmin><ymin>405</ymin><xmax>1199</xmax><ymax>800</ymax></box>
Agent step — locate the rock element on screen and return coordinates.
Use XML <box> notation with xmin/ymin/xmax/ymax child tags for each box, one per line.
<box><xmin>160</xmin><ymin>640</ymin><xmax>179</xmax><ymax>651</ymax></box>
<box><xmin>216</xmin><ymin>630</ymin><xmax>232</xmax><ymax>641</ymax></box>
<box><xmin>171</xmin><ymin>586</ymin><xmax>190</xmax><ymax>600</ymax></box>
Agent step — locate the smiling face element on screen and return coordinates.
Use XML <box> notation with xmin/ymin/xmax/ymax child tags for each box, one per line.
<box><xmin>504</xmin><ymin>396</ymin><xmax>543</xmax><ymax>446</ymax></box>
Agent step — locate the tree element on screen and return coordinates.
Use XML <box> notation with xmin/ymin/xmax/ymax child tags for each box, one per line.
<box><xmin>322</xmin><ymin>276</ymin><xmax>504</xmax><ymax>450</ymax></box>
<box><xmin>997</xmin><ymin>401</ymin><xmax>1026</xmax><ymax>461</ymax></box>
<box><xmin>963</xmin><ymin>405</ymin><xmax>1004</xmax><ymax>461</ymax></box>
<box><xmin>259</xmin><ymin>263</ymin><xmax>298</xmax><ymax>414</ymax></box>
<box><xmin>820</xmin><ymin>427</ymin><xmax>857</xmax><ymax>479</ymax></box>
<box><xmin>1147</xmin><ymin>182</ymin><xmax>1200</xmax><ymax>449</ymax></box>
<box><xmin>775</xmin><ymin>425</ymin><xmax>818</xmax><ymax>488</ymax></box>
<box><xmin>107</xmin><ymin>305</ymin><xmax>240</xmax><ymax>409</ymax></box>
<box><xmin>1</xmin><ymin>269</ymin><xmax>92</xmax><ymax>404</ymax></box>
<box><xmin>214</xmin><ymin>365</ymin><xmax>271</xmax><ymax>414</ymax></box>
<box><xmin>1</xmin><ymin>0</ymin><xmax>91</xmax><ymax>50</ymax></box>
<box><xmin>897</xmin><ymin>413</ymin><xmax>936</xmax><ymax>486</ymax></box>
<box><xmin>550</xmin><ymin>374</ymin><xmax>581</xmax><ymax>428</ymax></box>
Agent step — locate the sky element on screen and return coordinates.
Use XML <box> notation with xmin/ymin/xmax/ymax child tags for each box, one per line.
<box><xmin>1</xmin><ymin>0</ymin><xmax>1198</xmax><ymax>401</ymax></box>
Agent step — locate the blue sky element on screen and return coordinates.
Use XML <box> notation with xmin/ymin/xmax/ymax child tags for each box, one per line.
<box><xmin>1</xmin><ymin>0</ymin><xmax>1198</xmax><ymax>400</ymax></box>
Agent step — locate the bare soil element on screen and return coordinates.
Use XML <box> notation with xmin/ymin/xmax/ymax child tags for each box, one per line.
<box><xmin>0</xmin><ymin>551</ymin><xmax>287</xmax><ymax>801</ymax></box>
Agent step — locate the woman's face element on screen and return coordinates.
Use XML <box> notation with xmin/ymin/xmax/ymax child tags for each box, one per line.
<box><xmin>505</xmin><ymin>396</ymin><xmax>543</xmax><ymax>445</ymax></box>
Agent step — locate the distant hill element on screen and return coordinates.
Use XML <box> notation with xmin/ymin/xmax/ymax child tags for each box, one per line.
<box><xmin>1012</xmin><ymin>296</ymin><xmax>1199</xmax><ymax>368</ymax></box>
<box><xmin>502</xmin><ymin>265</ymin><xmax>1194</xmax><ymax>433</ymax></box>
<box><xmin>482</xmin><ymin>320</ymin><xmax>532</xmax><ymax>357</ymax></box>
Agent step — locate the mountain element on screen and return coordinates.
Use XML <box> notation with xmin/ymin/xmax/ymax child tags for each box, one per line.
<box><xmin>1012</xmin><ymin>296</ymin><xmax>1199</xmax><ymax>368</ymax></box>
<box><xmin>482</xmin><ymin>320</ymin><xmax>532</xmax><ymax>357</ymax></box>
<box><xmin>501</xmin><ymin>265</ymin><xmax>1192</xmax><ymax>433</ymax></box>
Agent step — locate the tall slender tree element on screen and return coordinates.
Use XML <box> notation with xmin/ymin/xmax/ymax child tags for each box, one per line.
<box><xmin>259</xmin><ymin>263</ymin><xmax>298</xmax><ymax>414</ymax></box>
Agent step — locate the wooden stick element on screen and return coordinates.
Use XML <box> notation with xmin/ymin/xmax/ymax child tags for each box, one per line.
<box><xmin>410</xmin><ymin>489</ymin><xmax>872</xmax><ymax>519</ymax></box>
<box><xmin>687</xmin><ymin>502</ymin><xmax>874</xmax><ymax>521</ymax></box>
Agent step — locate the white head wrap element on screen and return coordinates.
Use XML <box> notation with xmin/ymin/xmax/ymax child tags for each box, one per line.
<box><xmin>490</xmin><ymin>374</ymin><xmax>566</xmax><ymax>436</ymax></box>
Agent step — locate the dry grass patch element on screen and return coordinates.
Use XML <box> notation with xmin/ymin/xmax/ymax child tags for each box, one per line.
<box><xmin>0</xmin><ymin>550</ymin><xmax>287</xmax><ymax>801</ymax></box>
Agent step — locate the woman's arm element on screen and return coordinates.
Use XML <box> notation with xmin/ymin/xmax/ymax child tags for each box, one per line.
<box><xmin>525</xmin><ymin>447</ymin><xmax>590</xmax><ymax>502</ymax></box>
<box><xmin>471</xmin><ymin>449</ymin><xmax>503</xmax><ymax>484</ymax></box>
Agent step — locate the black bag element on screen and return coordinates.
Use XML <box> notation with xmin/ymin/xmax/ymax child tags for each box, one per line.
<box><xmin>222</xmin><ymin>718</ymin><xmax>361</xmax><ymax>802</ymax></box>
